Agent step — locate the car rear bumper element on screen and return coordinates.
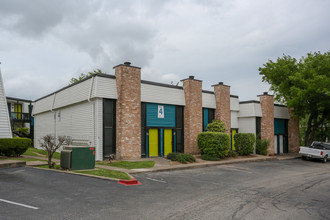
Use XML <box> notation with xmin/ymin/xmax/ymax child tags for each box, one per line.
<box><xmin>299</xmin><ymin>153</ymin><xmax>323</xmax><ymax>159</ymax></box>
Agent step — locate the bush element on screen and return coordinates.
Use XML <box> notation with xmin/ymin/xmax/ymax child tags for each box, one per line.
<box><xmin>227</xmin><ymin>150</ymin><xmax>238</xmax><ymax>157</ymax></box>
<box><xmin>201</xmin><ymin>154</ymin><xmax>220</xmax><ymax>161</ymax></box>
<box><xmin>0</xmin><ymin>139</ymin><xmax>15</xmax><ymax>156</ymax></box>
<box><xmin>167</xmin><ymin>152</ymin><xmax>196</xmax><ymax>164</ymax></box>
<box><xmin>179</xmin><ymin>153</ymin><xmax>196</xmax><ymax>163</ymax></box>
<box><xmin>256</xmin><ymin>138</ymin><xmax>270</xmax><ymax>155</ymax></box>
<box><xmin>197</xmin><ymin>132</ymin><xmax>230</xmax><ymax>158</ymax></box>
<box><xmin>234</xmin><ymin>133</ymin><xmax>256</xmax><ymax>156</ymax></box>
<box><xmin>15</xmin><ymin>127</ymin><xmax>29</xmax><ymax>135</ymax></box>
<box><xmin>0</xmin><ymin>138</ymin><xmax>32</xmax><ymax>156</ymax></box>
<box><xmin>206</xmin><ymin>120</ymin><xmax>226</xmax><ymax>133</ymax></box>
<box><xmin>167</xmin><ymin>152</ymin><xmax>180</xmax><ymax>161</ymax></box>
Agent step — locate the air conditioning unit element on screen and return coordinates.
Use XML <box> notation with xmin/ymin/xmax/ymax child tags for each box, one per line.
<box><xmin>60</xmin><ymin>150</ymin><xmax>72</xmax><ymax>169</ymax></box>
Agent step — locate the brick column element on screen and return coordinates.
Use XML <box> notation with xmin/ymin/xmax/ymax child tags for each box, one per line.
<box><xmin>212</xmin><ymin>82</ymin><xmax>231</xmax><ymax>134</ymax></box>
<box><xmin>182</xmin><ymin>76</ymin><xmax>202</xmax><ymax>154</ymax></box>
<box><xmin>258</xmin><ymin>92</ymin><xmax>274</xmax><ymax>155</ymax></box>
<box><xmin>288</xmin><ymin>108</ymin><xmax>300</xmax><ymax>152</ymax></box>
<box><xmin>114</xmin><ymin>62</ymin><xmax>141</xmax><ymax>159</ymax></box>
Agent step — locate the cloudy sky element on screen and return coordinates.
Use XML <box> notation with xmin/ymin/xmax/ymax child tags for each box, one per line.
<box><xmin>1</xmin><ymin>0</ymin><xmax>329</xmax><ymax>101</ymax></box>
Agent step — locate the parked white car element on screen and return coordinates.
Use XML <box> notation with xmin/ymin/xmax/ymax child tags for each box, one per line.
<box><xmin>299</xmin><ymin>142</ymin><xmax>330</xmax><ymax>163</ymax></box>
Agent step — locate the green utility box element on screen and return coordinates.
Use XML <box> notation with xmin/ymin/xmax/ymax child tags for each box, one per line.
<box><xmin>61</xmin><ymin>146</ymin><xmax>95</xmax><ymax>170</ymax></box>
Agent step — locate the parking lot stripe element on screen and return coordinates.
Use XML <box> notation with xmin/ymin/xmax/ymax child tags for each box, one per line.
<box><xmin>0</xmin><ymin>199</ymin><xmax>39</xmax><ymax>210</ymax></box>
<box><xmin>145</xmin><ymin>177</ymin><xmax>166</xmax><ymax>183</ymax></box>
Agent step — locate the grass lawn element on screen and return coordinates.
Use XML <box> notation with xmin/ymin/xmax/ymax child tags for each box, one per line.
<box><xmin>23</xmin><ymin>147</ymin><xmax>61</xmax><ymax>159</ymax></box>
<box><xmin>97</xmin><ymin>161</ymin><xmax>155</xmax><ymax>169</ymax></box>
<box><xmin>74</xmin><ymin>168</ymin><xmax>131</xmax><ymax>180</ymax></box>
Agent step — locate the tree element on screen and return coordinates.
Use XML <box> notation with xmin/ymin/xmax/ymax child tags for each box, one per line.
<box><xmin>39</xmin><ymin>135</ymin><xmax>71</xmax><ymax>168</ymax></box>
<box><xmin>13</xmin><ymin>127</ymin><xmax>30</xmax><ymax>138</ymax></box>
<box><xmin>206</xmin><ymin>119</ymin><xmax>226</xmax><ymax>133</ymax></box>
<box><xmin>70</xmin><ymin>69</ymin><xmax>106</xmax><ymax>84</ymax></box>
<box><xmin>299</xmin><ymin>116</ymin><xmax>329</xmax><ymax>145</ymax></box>
<box><xmin>259</xmin><ymin>51</ymin><xmax>330</xmax><ymax>146</ymax></box>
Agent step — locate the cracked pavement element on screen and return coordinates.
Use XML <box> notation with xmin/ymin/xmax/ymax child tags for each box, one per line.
<box><xmin>0</xmin><ymin>158</ymin><xmax>329</xmax><ymax>219</ymax></box>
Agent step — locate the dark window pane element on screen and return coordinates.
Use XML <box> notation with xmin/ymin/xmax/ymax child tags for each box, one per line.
<box><xmin>208</xmin><ymin>109</ymin><xmax>215</xmax><ymax>123</ymax></box>
<box><xmin>176</xmin><ymin>106</ymin><xmax>183</xmax><ymax>128</ymax></box>
<box><xmin>103</xmin><ymin>99</ymin><xmax>116</xmax><ymax>157</ymax></box>
<box><xmin>141</xmin><ymin>103</ymin><xmax>146</xmax><ymax>157</ymax></box>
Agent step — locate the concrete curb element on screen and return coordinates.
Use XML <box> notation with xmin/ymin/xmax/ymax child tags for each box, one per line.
<box><xmin>9</xmin><ymin>155</ymin><xmax>135</xmax><ymax>182</ymax></box>
<box><xmin>26</xmin><ymin>161</ymin><xmax>48</xmax><ymax>166</ymax></box>
<box><xmin>27</xmin><ymin>155</ymin><xmax>300</xmax><ymax>182</ymax></box>
<box><xmin>0</xmin><ymin>160</ymin><xmax>26</xmax><ymax>169</ymax></box>
<box><xmin>30</xmin><ymin>166</ymin><xmax>131</xmax><ymax>182</ymax></box>
<box><xmin>22</xmin><ymin>155</ymin><xmax>59</xmax><ymax>162</ymax></box>
<box><xmin>275</xmin><ymin>156</ymin><xmax>301</xmax><ymax>161</ymax></box>
<box><xmin>128</xmin><ymin>155</ymin><xmax>301</xmax><ymax>174</ymax></box>
<box><xmin>2</xmin><ymin>154</ymin><xmax>301</xmax><ymax>182</ymax></box>
<box><xmin>128</xmin><ymin>157</ymin><xmax>276</xmax><ymax>174</ymax></box>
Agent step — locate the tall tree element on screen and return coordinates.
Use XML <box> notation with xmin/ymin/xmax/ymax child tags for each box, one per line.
<box><xmin>259</xmin><ymin>51</ymin><xmax>330</xmax><ymax>146</ymax></box>
<box><xmin>70</xmin><ymin>69</ymin><xmax>106</xmax><ymax>84</ymax></box>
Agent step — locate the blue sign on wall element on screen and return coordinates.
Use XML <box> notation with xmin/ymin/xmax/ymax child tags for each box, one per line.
<box><xmin>146</xmin><ymin>103</ymin><xmax>175</xmax><ymax>127</ymax></box>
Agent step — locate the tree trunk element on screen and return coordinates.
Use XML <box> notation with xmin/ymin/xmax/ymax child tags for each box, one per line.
<box><xmin>305</xmin><ymin>111</ymin><xmax>327</xmax><ymax>146</ymax></box>
<box><xmin>48</xmin><ymin>152</ymin><xmax>54</xmax><ymax>168</ymax></box>
<box><xmin>48</xmin><ymin>155</ymin><xmax>52</xmax><ymax>168</ymax></box>
<box><xmin>305</xmin><ymin>114</ymin><xmax>313</xmax><ymax>146</ymax></box>
<box><xmin>310</xmin><ymin>118</ymin><xmax>318</xmax><ymax>144</ymax></box>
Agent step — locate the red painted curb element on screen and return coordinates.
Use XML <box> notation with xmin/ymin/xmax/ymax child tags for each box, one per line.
<box><xmin>118</xmin><ymin>178</ymin><xmax>142</xmax><ymax>186</ymax></box>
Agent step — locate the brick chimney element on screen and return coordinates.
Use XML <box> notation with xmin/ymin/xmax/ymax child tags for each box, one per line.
<box><xmin>182</xmin><ymin>76</ymin><xmax>202</xmax><ymax>154</ymax></box>
<box><xmin>212</xmin><ymin>82</ymin><xmax>231</xmax><ymax>134</ymax></box>
<box><xmin>258</xmin><ymin>92</ymin><xmax>275</xmax><ymax>155</ymax></box>
<box><xmin>114</xmin><ymin>62</ymin><xmax>141</xmax><ymax>159</ymax></box>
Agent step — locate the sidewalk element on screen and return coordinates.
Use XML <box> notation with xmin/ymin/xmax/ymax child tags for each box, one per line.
<box><xmin>0</xmin><ymin>159</ymin><xmax>26</xmax><ymax>169</ymax></box>
<box><xmin>122</xmin><ymin>153</ymin><xmax>301</xmax><ymax>174</ymax></box>
<box><xmin>1</xmin><ymin>153</ymin><xmax>301</xmax><ymax>175</ymax></box>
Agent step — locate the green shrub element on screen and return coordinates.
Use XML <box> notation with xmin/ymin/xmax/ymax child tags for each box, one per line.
<box><xmin>206</xmin><ymin>120</ymin><xmax>226</xmax><ymax>133</ymax></box>
<box><xmin>0</xmin><ymin>139</ymin><xmax>15</xmax><ymax>156</ymax></box>
<box><xmin>201</xmin><ymin>154</ymin><xmax>220</xmax><ymax>161</ymax></box>
<box><xmin>167</xmin><ymin>152</ymin><xmax>196</xmax><ymax>164</ymax></box>
<box><xmin>181</xmin><ymin>153</ymin><xmax>196</xmax><ymax>163</ymax></box>
<box><xmin>176</xmin><ymin>154</ymin><xmax>188</xmax><ymax>164</ymax></box>
<box><xmin>234</xmin><ymin>133</ymin><xmax>256</xmax><ymax>156</ymax></box>
<box><xmin>15</xmin><ymin>127</ymin><xmax>29</xmax><ymax>135</ymax></box>
<box><xmin>197</xmin><ymin>132</ymin><xmax>230</xmax><ymax>158</ymax></box>
<box><xmin>256</xmin><ymin>138</ymin><xmax>270</xmax><ymax>155</ymax></box>
<box><xmin>227</xmin><ymin>150</ymin><xmax>238</xmax><ymax>157</ymax></box>
<box><xmin>0</xmin><ymin>138</ymin><xmax>32</xmax><ymax>156</ymax></box>
<box><xmin>167</xmin><ymin>152</ymin><xmax>180</xmax><ymax>161</ymax></box>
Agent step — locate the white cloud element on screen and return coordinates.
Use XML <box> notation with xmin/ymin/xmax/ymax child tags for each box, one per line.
<box><xmin>0</xmin><ymin>0</ymin><xmax>329</xmax><ymax>101</ymax></box>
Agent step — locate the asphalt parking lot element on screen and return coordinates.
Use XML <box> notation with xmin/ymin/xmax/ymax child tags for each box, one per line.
<box><xmin>0</xmin><ymin>159</ymin><xmax>329</xmax><ymax>220</ymax></box>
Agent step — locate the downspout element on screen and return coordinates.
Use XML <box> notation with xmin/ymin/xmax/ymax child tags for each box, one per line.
<box><xmin>51</xmin><ymin>92</ymin><xmax>56</xmax><ymax>112</ymax></box>
<box><xmin>51</xmin><ymin>93</ymin><xmax>57</xmax><ymax>138</ymax></box>
<box><xmin>88</xmin><ymin>75</ymin><xmax>95</xmax><ymax>102</ymax></box>
<box><xmin>29</xmin><ymin>100</ymin><xmax>32</xmax><ymax>139</ymax></box>
<box><xmin>88</xmin><ymin>76</ymin><xmax>96</xmax><ymax>159</ymax></box>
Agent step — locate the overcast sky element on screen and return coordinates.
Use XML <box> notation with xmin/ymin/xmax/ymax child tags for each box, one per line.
<box><xmin>1</xmin><ymin>0</ymin><xmax>329</xmax><ymax>101</ymax></box>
